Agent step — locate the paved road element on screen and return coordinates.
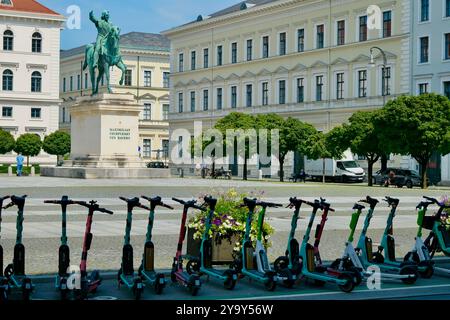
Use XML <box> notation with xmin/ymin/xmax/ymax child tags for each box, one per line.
<box><xmin>1</xmin><ymin>176</ymin><xmax>450</xmax><ymax>300</ymax></box>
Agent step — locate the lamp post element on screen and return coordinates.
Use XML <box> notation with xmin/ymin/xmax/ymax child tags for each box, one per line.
<box><xmin>368</xmin><ymin>46</ymin><xmax>388</xmax><ymax>106</ymax></box>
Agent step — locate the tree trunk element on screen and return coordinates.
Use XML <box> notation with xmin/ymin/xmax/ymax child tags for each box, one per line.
<box><xmin>279</xmin><ymin>156</ymin><xmax>285</xmax><ymax>182</ymax></box>
<box><xmin>322</xmin><ymin>158</ymin><xmax>326</xmax><ymax>184</ymax></box>
<box><xmin>367</xmin><ymin>159</ymin><xmax>375</xmax><ymax>187</ymax></box>
<box><xmin>420</xmin><ymin>159</ymin><xmax>429</xmax><ymax>189</ymax></box>
<box><xmin>381</xmin><ymin>154</ymin><xmax>388</xmax><ymax>171</ymax></box>
<box><xmin>27</xmin><ymin>155</ymin><xmax>30</xmax><ymax>167</ymax></box>
<box><xmin>243</xmin><ymin>157</ymin><xmax>248</xmax><ymax>181</ymax></box>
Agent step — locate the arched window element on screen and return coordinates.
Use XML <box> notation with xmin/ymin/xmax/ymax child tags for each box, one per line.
<box><xmin>3</xmin><ymin>30</ymin><xmax>13</xmax><ymax>51</ymax></box>
<box><xmin>31</xmin><ymin>32</ymin><xmax>42</xmax><ymax>53</ymax></box>
<box><xmin>2</xmin><ymin>69</ymin><xmax>13</xmax><ymax>91</ymax></box>
<box><xmin>31</xmin><ymin>71</ymin><xmax>42</xmax><ymax>92</ymax></box>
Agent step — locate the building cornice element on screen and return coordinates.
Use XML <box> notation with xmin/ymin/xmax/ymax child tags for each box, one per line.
<box><xmin>0</xmin><ymin>9</ymin><xmax>65</xmax><ymax>23</ymax></box>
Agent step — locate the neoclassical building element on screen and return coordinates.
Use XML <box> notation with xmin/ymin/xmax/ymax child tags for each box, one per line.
<box><xmin>163</xmin><ymin>0</ymin><xmax>411</xmax><ymax>177</ymax></box>
<box><xmin>0</xmin><ymin>0</ymin><xmax>64</xmax><ymax>164</ymax></box>
<box><xmin>59</xmin><ymin>32</ymin><xmax>171</xmax><ymax>163</ymax></box>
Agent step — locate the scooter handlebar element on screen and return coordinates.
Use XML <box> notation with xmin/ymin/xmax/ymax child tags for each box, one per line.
<box><xmin>360</xmin><ymin>196</ymin><xmax>380</xmax><ymax>208</ymax></box>
<box><xmin>384</xmin><ymin>196</ymin><xmax>399</xmax><ymax>206</ymax></box>
<box><xmin>257</xmin><ymin>201</ymin><xmax>283</xmax><ymax>208</ymax></box>
<box><xmin>98</xmin><ymin>208</ymin><xmax>114</xmax><ymax>215</ymax></box>
<box><xmin>3</xmin><ymin>195</ymin><xmax>27</xmax><ymax>209</ymax></box>
<box><xmin>141</xmin><ymin>195</ymin><xmax>174</xmax><ymax>210</ymax></box>
<box><xmin>0</xmin><ymin>195</ymin><xmax>10</xmax><ymax>202</ymax></box>
<box><xmin>171</xmin><ymin>198</ymin><xmax>206</xmax><ymax>211</ymax></box>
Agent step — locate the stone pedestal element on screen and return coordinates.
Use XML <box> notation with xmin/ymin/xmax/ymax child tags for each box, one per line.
<box><xmin>41</xmin><ymin>93</ymin><xmax>170</xmax><ymax>179</ymax></box>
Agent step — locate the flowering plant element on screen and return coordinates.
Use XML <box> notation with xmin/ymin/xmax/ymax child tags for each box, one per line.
<box><xmin>441</xmin><ymin>196</ymin><xmax>450</xmax><ymax>229</ymax></box>
<box><xmin>188</xmin><ymin>188</ymin><xmax>275</xmax><ymax>253</ymax></box>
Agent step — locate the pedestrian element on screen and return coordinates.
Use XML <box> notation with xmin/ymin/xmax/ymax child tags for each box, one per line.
<box><xmin>16</xmin><ymin>153</ymin><xmax>24</xmax><ymax>177</ymax></box>
<box><xmin>299</xmin><ymin>169</ymin><xmax>307</xmax><ymax>183</ymax></box>
<box><xmin>385</xmin><ymin>170</ymin><xmax>396</xmax><ymax>187</ymax></box>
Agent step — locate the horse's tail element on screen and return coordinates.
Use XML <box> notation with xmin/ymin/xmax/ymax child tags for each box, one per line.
<box><xmin>83</xmin><ymin>44</ymin><xmax>94</xmax><ymax>71</ymax></box>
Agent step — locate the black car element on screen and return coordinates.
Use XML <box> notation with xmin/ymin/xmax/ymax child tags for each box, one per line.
<box><xmin>147</xmin><ymin>161</ymin><xmax>168</xmax><ymax>169</ymax></box>
<box><xmin>373</xmin><ymin>168</ymin><xmax>425</xmax><ymax>188</ymax></box>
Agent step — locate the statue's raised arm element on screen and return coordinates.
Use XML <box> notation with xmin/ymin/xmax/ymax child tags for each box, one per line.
<box><xmin>89</xmin><ymin>10</ymin><xmax>98</xmax><ymax>26</ymax></box>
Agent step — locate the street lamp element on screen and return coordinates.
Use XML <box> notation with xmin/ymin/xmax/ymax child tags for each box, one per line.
<box><xmin>368</xmin><ymin>46</ymin><xmax>388</xmax><ymax>106</ymax></box>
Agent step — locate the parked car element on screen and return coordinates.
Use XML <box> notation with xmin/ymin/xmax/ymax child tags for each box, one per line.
<box><xmin>147</xmin><ymin>161</ymin><xmax>168</xmax><ymax>169</ymax></box>
<box><xmin>373</xmin><ymin>168</ymin><xmax>426</xmax><ymax>188</ymax></box>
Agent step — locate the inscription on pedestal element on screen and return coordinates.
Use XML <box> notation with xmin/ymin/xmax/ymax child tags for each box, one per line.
<box><xmin>109</xmin><ymin>128</ymin><xmax>131</xmax><ymax>140</ymax></box>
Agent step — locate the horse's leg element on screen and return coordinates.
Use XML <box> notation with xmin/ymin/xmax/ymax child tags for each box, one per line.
<box><xmin>90</xmin><ymin>66</ymin><xmax>96</xmax><ymax>95</ymax></box>
<box><xmin>96</xmin><ymin>66</ymin><xmax>103</xmax><ymax>94</ymax></box>
<box><xmin>104</xmin><ymin>63</ymin><xmax>112</xmax><ymax>93</ymax></box>
<box><xmin>118</xmin><ymin>59</ymin><xmax>126</xmax><ymax>86</ymax></box>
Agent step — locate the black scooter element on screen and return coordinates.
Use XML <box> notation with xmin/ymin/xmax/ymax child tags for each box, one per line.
<box><xmin>0</xmin><ymin>195</ymin><xmax>10</xmax><ymax>301</ymax></box>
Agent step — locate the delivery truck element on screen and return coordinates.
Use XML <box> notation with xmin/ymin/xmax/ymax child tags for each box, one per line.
<box><xmin>304</xmin><ymin>150</ymin><xmax>365</xmax><ymax>182</ymax></box>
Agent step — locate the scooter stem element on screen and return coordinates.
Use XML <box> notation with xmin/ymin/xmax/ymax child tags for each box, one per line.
<box><xmin>80</xmin><ymin>207</ymin><xmax>94</xmax><ymax>274</ymax></box>
<box><xmin>256</xmin><ymin>206</ymin><xmax>266</xmax><ymax>242</ymax></box>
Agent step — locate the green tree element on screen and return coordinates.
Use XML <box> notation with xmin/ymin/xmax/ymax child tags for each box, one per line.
<box><xmin>343</xmin><ymin>111</ymin><xmax>385</xmax><ymax>186</ymax></box>
<box><xmin>13</xmin><ymin>133</ymin><xmax>42</xmax><ymax>167</ymax></box>
<box><xmin>215</xmin><ymin>112</ymin><xmax>256</xmax><ymax>181</ymax></box>
<box><xmin>375</xmin><ymin>93</ymin><xmax>450</xmax><ymax>188</ymax></box>
<box><xmin>43</xmin><ymin>131</ymin><xmax>71</xmax><ymax>163</ymax></box>
<box><xmin>0</xmin><ymin>129</ymin><xmax>15</xmax><ymax>155</ymax></box>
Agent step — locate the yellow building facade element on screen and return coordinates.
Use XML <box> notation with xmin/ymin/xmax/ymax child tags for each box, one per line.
<box><xmin>59</xmin><ymin>32</ymin><xmax>171</xmax><ymax>163</ymax></box>
<box><xmin>163</xmin><ymin>0</ymin><xmax>411</xmax><ymax>177</ymax></box>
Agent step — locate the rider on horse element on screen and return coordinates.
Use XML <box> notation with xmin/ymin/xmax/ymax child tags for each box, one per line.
<box><xmin>89</xmin><ymin>10</ymin><xmax>113</xmax><ymax>70</ymax></box>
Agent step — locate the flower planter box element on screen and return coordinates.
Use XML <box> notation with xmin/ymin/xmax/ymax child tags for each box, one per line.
<box><xmin>186</xmin><ymin>227</ymin><xmax>239</xmax><ymax>264</ymax></box>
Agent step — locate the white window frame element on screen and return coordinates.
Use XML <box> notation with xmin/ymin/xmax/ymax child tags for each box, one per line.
<box><xmin>277</xmin><ymin>30</ymin><xmax>288</xmax><ymax>56</ymax></box>
<box><xmin>260</xmin><ymin>34</ymin><xmax>270</xmax><ymax>59</ymax></box>
<box><xmin>335</xmin><ymin>18</ymin><xmax>347</xmax><ymax>46</ymax></box>
<box><xmin>417</xmin><ymin>34</ymin><xmax>431</xmax><ymax>65</ymax></box>
<box><xmin>314</xmin><ymin>22</ymin><xmax>326</xmax><ymax>49</ymax></box>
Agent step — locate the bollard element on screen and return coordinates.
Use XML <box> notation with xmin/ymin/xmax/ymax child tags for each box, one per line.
<box><xmin>258</xmin><ymin>169</ymin><xmax>263</xmax><ymax>180</ymax></box>
<box><xmin>179</xmin><ymin>168</ymin><xmax>184</xmax><ymax>178</ymax></box>
<box><xmin>8</xmin><ymin>165</ymin><xmax>13</xmax><ymax>177</ymax></box>
<box><xmin>31</xmin><ymin>166</ymin><xmax>35</xmax><ymax>177</ymax></box>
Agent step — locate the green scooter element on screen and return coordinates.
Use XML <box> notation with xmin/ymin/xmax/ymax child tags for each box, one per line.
<box><xmin>139</xmin><ymin>196</ymin><xmax>173</xmax><ymax>294</ymax></box>
<box><xmin>187</xmin><ymin>196</ymin><xmax>238</xmax><ymax>290</ymax></box>
<box><xmin>235</xmin><ymin>197</ymin><xmax>278</xmax><ymax>291</ymax></box>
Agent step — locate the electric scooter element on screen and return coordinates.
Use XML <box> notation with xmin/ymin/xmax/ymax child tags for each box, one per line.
<box><xmin>330</xmin><ymin>197</ymin><xmax>418</xmax><ymax>284</ymax></box>
<box><xmin>235</xmin><ymin>197</ymin><xmax>278</xmax><ymax>291</ymax></box>
<box><xmin>297</xmin><ymin>198</ymin><xmax>355</xmax><ymax>293</ymax></box>
<box><xmin>117</xmin><ymin>197</ymin><xmax>147</xmax><ymax>300</ymax></box>
<box><xmin>139</xmin><ymin>195</ymin><xmax>174</xmax><ymax>294</ymax></box>
<box><xmin>404</xmin><ymin>196</ymin><xmax>450</xmax><ymax>277</ymax></box>
<box><xmin>355</xmin><ymin>196</ymin><xmax>418</xmax><ymax>284</ymax></box>
<box><xmin>171</xmin><ymin>198</ymin><xmax>203</xmax><ymax>296</ymax></box>
<box><xmin>44</xmin><ymin>196</ymin><xmax>77</xmax><ymax>300</ymax></box>
<box><xmin>73</xmin><ymin>200</ymin><xmax>113</xmax><ymax>300</ymax></box>
<box><xmin>186</xmin><ymin>196</ymin><xmax>238</xmax><ymax>290</ymax></box>
<box><xmin>3</xmin><ymin>195</ymin><xmax>34</xmax><ymax>300</ymax></box>
<box><xmin>0</xmin><ymin>195</ymin><xmax>10</xmax><ymax>301</ymax></box>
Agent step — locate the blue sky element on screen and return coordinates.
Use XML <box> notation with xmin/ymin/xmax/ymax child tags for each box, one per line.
<box><xmin>39</xmin><ymin>0</ymin><xmax>238</xmax><ymax>49</ymax></box>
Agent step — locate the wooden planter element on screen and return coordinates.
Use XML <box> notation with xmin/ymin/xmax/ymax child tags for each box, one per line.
<box><xmin>186</xmin><ymin>227</ymin><xmax>240</xmax><ymax>264</ymax></box>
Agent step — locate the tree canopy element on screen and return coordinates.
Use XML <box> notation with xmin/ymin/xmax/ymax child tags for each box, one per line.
<box><xmin>0</xmin><ymin>129</ymin><xmax>15</xmax><ymax>155</ymax></box>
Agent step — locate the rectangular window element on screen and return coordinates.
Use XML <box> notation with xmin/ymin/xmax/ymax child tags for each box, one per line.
<box><xmin>2</xmin><ymin>106</ymin><xmax>12</xmax><ymax>118</ymax></box>
<box><xmin>231</xmin><ymin>86</ymin><xmax>237</xmax><ymax>108</ymax></box>
<box><xmin>382</xmin><ymin>67</ymin><xmax>391</xmax><ymax>96</ymax></box>
<box><xmin>247</xmin><ymin>39</ymin><xmax>253</xmax><ymax>61</ymax></box>
<box><xmin>336</xmin><ymin>73</ymin><xmax>344</xmax><ymax>100</ymax></box>
<box><xmin>77</xmin><ymin>74</ymin><xmax>81</xmax><ymax>90</ymax></box>
<box><xmin>203</xmin><ymin>90</ymin><xmax>209</xmax><ymax>111</ymax></box>
<box><xmin>31</xmin><ymin>107</ymin><xmax>41</xmax><ymax>119</ymax></box>
<box><xmin>144</xmin><ymin>70</ymin><xmax>152</xmax><ymax>87</ymax></box>
<box><xmin>190</xmin><ymin>91</ymin><xmax>196</xmax><ymax>112</ymax></box>
<box><xmin>3</xmin><ymin>32</ymin><xmax>13</xmax><ymax>51</ymax></box>
<box><xmin>419</xmin><ymin>37</ymin><xmax>429</xmax><ymax>63</ymax></box>
<box><xmin>162</xmin><ymin>104</ymin><xmax>169</xmax><ymax>120</ymax></box>
<box><xmin>178</xmin><ymin>93</ymin><xmax>183</xmax><ymax>113</ymax></box>
<box><xmin>84</xmin><ymin>73</ymin><xmax>88</xmax><ymax>89</ymax></box>
<box><xmin>217</xmin><ymin>88</ymin><xmax>223</xmax><ymax>110</ymax></box>
<box><xmin>447</xmin><ymin>0</ymin><xmax>450</xmax><ymax>17</ymax></box>
<box><xmin>70</xmin><ymin>76</ymin><xmax>73</xmax><ymax>92</ymax></box>
<box><xmin>297</xmin><ymin>78</ymin><xmax>304</xmax><ymax>103</ymax></box>
<box><xmin>420</xmin><ymin>0</ymin><xmax>429</xmax><ymax>21</ymax></box>
<box><xmin>262</xmin><ymin>82</ymin><xmax>269</xmax><ymax>105</ymax></box>
<box><xmin>231</xmin><ymin>42</ymin><xmax>238</xmax><ymax>64</ymax></box>
<box><xmin>62</xmin><ymin>107</ymin><xmax>66</xmax><ymax>123</ymax></box>
<box><xmin>63</xmin><ymin>78</ymin><xmax>66</xmax><ymax>92</ymax></box>
<box><xmin>124</xmin><ymin>70</ymin><xmax>132</xmax><ymax>86</ymax></box>
<box><xmin>316</xmin><ymin>75</ymin><xmax>323</xmax><ymax>101</ymax></box>
<box><xmin>358</xmin><ymin>70</ymin><xmax>367</xmax><ymax>98</ymax></box>
<box><xmin>143</xmin><ymin>103</ymin><xmax>151</xmax><ymax>120</ymax></box>
<box><xmin>191</xmin><ymin>51</ymin><xmax>196</xmax><ymax>70</ymax></box>
<box><xmin>178</xmin><ymin>136</ymin><xmax>183</xmax><ymax>158</ymax></box>
<box><xmin>443</xmin><ymin>81</ymin><xmax>450</xmax><ymax>99</ymax></box>
<box><xmin>262</xmin><ymin>36</ymin><xmax>269</xmax><ymax>58</ymax></box>
<box><xmin>445</xmin><ymin>33</ymin><xmax>450</xmax><ymax>60</ymax></box>
<box><xmin>317</xmin><ymin>24</ymin><xmax>324</xmax><ymax>49</ymax></box>
<box><xmin>203</xmin><ymin>48</ymin><xmax>209</xmax><ymax>68</ymax></box>
<box><xmin>178</xmin><ymin>53</ymin><xmax>184</xmax><ymax>72</ymax></box>
<box><xmin>246</xmin><ymin>84</ymin><xmax>252</xmax><ymax>107</ymax></box>
<box><xmin>383</xmin><ymin>11</ymin><xmax>392</xmax><ymax>38</ymax></box>
<box><xmin>297</xmin><ymin>29</ymin><xmax>305</xmax><ymax>52</ymax></box>
<box><xmin>359</xmin><ymin>16</ymin><xmax>367</xmax><ymax>41</ymax></box>
<box><xmin>217</xmin><ymin>45</ymin><xmax>223</xmax><ymax>66</ymax></box>
<box><xmin>337</xmin><ymin>20</ymin><xmax>345</xmax><ymax>45</ymax></box>
<box><xmin>279</xmin><ymin>80</ymin><xmax>286</xmax><ymax>104</ymax></box>
<box><xmin>162</xmin><ymin>139</ymin><xmax>169</xmax><ymax>158</ymax></box>
<box><xmin>143</xmin><ymin>139</ymin><xmax>151</xmax><ymax>158</ymax></box>
<box><xmin>419</xmin><ymin>83</ymin><xmax>428</xmax><ymax>95</ymax></box>
<box><xmin>279</xmin><ymin>32</ymin><xmax>286</xmax><ymax>56</ymax></box>
<box><xmin>163</xmin><ymin>72</ymin><xmax>170</xmax><ymax>88</ymax></box>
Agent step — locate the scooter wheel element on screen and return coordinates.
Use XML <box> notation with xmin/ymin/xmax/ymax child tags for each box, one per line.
<box><xmin>372</xmin><ymin>252</ymin><xmax>384</xmax><ymax>263</ymax></box>
<box><xmin>4</xmin><ymin>264</ymin><xmax>13</xmax><ymax>278</ymax></box>
<box><xmin>278</xmin><ymin>268</ymin><xmax>295</xmax><ymax>288</ymax></box>
<box><xmin>154</xmin><ymin>275</ymin><xmax>165</xmax><ymax>295</ymax></box>
<box><xmin>186</xmin><ymin>259</ymin><xmax>200</xmax><ymax>275</ymax></box>
<box><xmin>264</xmin><ymin>272</ymin><xmax>277</xmax><ymax>292</ymax></box>
<box><xmin>338</xmin><ymin>273</ymin><xmax>355</xmax><ymax>293</ymax></box>
<box><xmin>0</xmin><ymin>288</ymin><xmax>7</xmax><ymax>302</ymax></box>
<box><xmin>400</xmin><ymin>266</ymin><xmax>419</xmax><ymax>285</ymax></box>
<box><xmin>347</xmin><ymin>267</ymin><xmax>363</xmax><ymax>286</ymax></box>
<box><xmin>223</xmin><ymin>270</ymin><xmax>236</xmax><ymax>290</ymax></box>
<box><xmin>273</xmin><ymin>256</ymin><xmax>289</xmax><ymax>273</ymax></box>
<box><xmin>419</xmin><ymin>264</ymin><xmax>434</xmax><ymax>279</ymax></box>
